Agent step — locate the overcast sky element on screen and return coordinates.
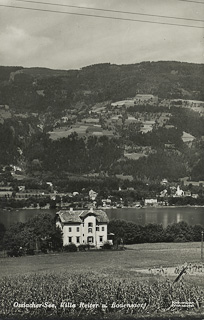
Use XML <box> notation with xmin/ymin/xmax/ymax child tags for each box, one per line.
<box><xmin>0</xmin><ymin>0</ymin><xmax>204</xmax><ymax>69</ymax></box>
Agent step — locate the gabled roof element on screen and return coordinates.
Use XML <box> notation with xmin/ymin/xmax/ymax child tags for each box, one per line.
<box><xmin>57</xmin><ymin>210</ymin><xmax>83</xmax><ymax>223</ymax></box>
<box><xmin>80</xmin><ymin>210</ymin><xmax>109</xmax><ymax>223</ymax></box>
<box><xmin>57</xmin><ymin>209</ymin><xmax>109</xmax><ymax>224</ymax></box>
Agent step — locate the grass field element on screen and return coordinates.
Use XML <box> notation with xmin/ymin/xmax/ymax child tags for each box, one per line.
<box><xmin>124</xmin><ymin>152</ymin><xmax>147</xmax><ymax>160</ymax></box>
<box><xmin>1</xmin><ymin>242</ymin><xmax>204</xmax><ymax>319</ymax></box>
<box><xmin>0</xmin><ymin>242</ymin><xmax>203</xmax><ymax>280</ymax></box>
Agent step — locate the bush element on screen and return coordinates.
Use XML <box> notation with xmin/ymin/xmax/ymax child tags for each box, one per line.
<box><xmin>102</xmin><ymin>241</ymin><xmax>113</xmax><ymax>250</ymax></box>
<box><xmin>7</xmin><ymin>247</ymin><xmax>25</xmax><ymax>257</ymax></box>
<box><xmin>26</xmin><ymin>248</ymin><xmax>35</xmax><ymax>255</ymax></box>
<box><xmin>63</xmin><ymin>243</ymin><xmax>77</xmax><ymax>252</ymax></box>
<box><xmin>78</xmin><ymin>244</ymin><xmax>88</xmax><ymax>251</ymax></box>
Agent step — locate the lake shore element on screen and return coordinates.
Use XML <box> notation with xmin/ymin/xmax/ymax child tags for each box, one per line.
<box><xmin>1</xmin><ymin>206</ymin><xmax>204</xmax><ymax>230</ymax></box>
<box><xmin>103</xmin><ymin>205</ymin><xmax>204</xmax><ymax>209</ymax></box>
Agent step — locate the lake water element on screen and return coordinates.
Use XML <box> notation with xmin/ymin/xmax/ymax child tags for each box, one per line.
<box><xmin>0</xmin><ymin>206</ymin><xmax>204</xmax><ymax>230</ymax></box>
<box><xmin>106</xmin><ymin>207</ymin><xmax>204</xmax><ymax>228</ymax></box>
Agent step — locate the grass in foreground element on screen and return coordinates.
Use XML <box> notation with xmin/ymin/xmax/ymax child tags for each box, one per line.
<box><xmin>1</xmin><ymin>242</ymin><xmax>204</xmax><ymax>319</ymax></box>
<box><xmin>0</xmin><ymin>272</ymin><xmax>204</xmax><ymax>319</ymax></box>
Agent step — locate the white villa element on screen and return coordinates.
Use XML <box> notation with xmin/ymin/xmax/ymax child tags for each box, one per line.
<box><xmin>56</xmin><ymin>208</ymin><xmax>109</xmax><ymax>248</ymax></box>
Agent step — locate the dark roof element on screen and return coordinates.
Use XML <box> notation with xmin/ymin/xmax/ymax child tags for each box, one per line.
<box><xmin>57</xmin><ymin>209</ymin><xmax>109</xmax><ymax>224</ymax></box>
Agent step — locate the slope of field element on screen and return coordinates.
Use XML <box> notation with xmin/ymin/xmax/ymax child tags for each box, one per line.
<box><xmin>1</xmin><ymin>242</ymin><xmax>204</xmax><ymax>319</ymax></box>
<box><xmin>0</xmin><ymin>242</ymin><xmax>202</xmax><ymax>282</ymax></box>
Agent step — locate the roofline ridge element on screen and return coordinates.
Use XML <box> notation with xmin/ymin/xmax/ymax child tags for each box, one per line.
<box><xmin>79</xmin><ymin>210</ymin><xmax>86</xmax><ymax>217</ymax></box>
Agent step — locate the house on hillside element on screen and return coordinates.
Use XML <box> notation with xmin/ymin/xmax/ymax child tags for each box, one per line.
<box><xmin>56</xmin><ymin>208</ymin><xmax>109</xmax><ymax>248</ymax></box>
<box><xmin>89</xmin><ymin>189</ymin><xmax>98</xmax><ymax>201</ymax></box>
<box><xmin>175</xmin><ymin>185</ymin><xmax>184</xmax><ymax>197</ymax></box>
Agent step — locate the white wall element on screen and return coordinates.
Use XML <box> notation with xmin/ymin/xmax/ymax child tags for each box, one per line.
<box><xmin>59</xmin><ymin>216</ymin><xmax>108</xmax><ymax>248</ymax></box>
<box><xmin>62</xmin><ymin>224</ymin><xmax>82</xmax><ymax>246</ymax></box>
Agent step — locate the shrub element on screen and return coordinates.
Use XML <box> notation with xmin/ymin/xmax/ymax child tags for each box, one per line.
<box><xmin>78</xmin><ymin>244</ymin><xmax>88</xmax><ymax>251</ymax></box>
<box><xmin>7</xmin><ymin>247</ymin><xmax>25</xmax><ymax>257</ymax></box>
<box><xmin>63</xmin><ymin>243</ymin><xmax>77</xmax><ymax>252</ymax></box>
<box><xmin>102</xmin><ymin>241</ymin><xmax>113</xmax><ymax>250</ymax></box>
<box><xmin>26</xmin><ymin>248</ymin><xmax>35</xmax><ymax>255</ymax></box>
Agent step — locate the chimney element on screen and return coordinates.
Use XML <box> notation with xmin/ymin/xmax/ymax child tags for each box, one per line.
<box><xmin>90</xmin><ymin>207</ymin><xmax>93</xmax><ymax>213</ymax></box>
<box><xmin>70</xmin><ymin>207</ymin><xmax>73</xmax><ymax>212</ymax></box>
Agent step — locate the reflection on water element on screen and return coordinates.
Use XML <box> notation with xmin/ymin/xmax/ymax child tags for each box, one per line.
<box><xmin>106</xmin><ymin>207</ymin><xmax>204</xmax><ymax>228</ymax></box>
<box><xmin>0</xmin><ymin>207</ymin><xmax>204</xmax><ymax>229</ymax></box>
<box><xmin>145</xmin><ymin>212</ymin><xmax>157</xmax><ymax>224</ymax></box>
<box><xmin>163</xmin><ymin>212</ymin><xmax>168</xmax><ymax>229</ymax></box>
<box><xmin>176</xmin><ymin>213</ymin><xmax>181</xmax><ymax>223</ymax></box>
<box><xmin>0</xmin><ymin>209</ymin><xmax>55</xmax><ymax>229</ymax></box>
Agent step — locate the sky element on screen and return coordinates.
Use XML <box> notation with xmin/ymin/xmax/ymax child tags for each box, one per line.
<box><xmin>0</xmin><ymin>0</ymin><xmax>204</xmax><ymax>70</ymax></box>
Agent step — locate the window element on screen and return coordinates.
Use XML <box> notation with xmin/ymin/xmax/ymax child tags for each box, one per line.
<box><xmin>69</xmin><ymin>227</ymin><xmax>72</xmax><ymax>232</ymax></box>
<box><xmin>102</xmin><ymin>227</ymin><xmax>104</xmax><ymax>231</ymax></box>
<box><xmin>99</xmin><ymin>236</ymin><xmax>103</xmax><ymax>242</ymax></box>
<box><xmin>88</xmin><ymin>222</ymin><xmax>93</xmax><ymax>227</ymax></box>
<box><xmin>87</xmin><ymin>236</ymin><xmax>93</xmax><ymax>243</ymax></box>
<box><xmin>96</xmin><ymin>226</ymin><xmax>99</xmax><ymax>231</ymax></box>
<box><xmin>76</xmin><ymin>236</ymin><xmax>80</xmax><ymax>243</ymax></box>
<box><xmin>68</xmin><ymin>236</ymin><xmax>72</xmax><ymax>243</ymax></box>
<box><xmin>76</xmin><ymin>227</ymin><xmax>80</xmax><ymax>232</ymax></box>
<box><xmin>88</xmin><ymin>228</ymin><xmax>92</xmax><ymax>233</ymax></box>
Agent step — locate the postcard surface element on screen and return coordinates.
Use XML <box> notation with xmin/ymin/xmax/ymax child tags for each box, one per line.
<box><xmin>0</xmin><ymin>0</ymin><xmax>204</xmax><ymax>319</ymax></box>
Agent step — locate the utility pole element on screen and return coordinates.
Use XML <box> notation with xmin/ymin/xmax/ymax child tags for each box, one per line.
<box><xmin>201</xmin><ymin>231</ymin><xmax>203</xmax><ymax>261</ymax></box>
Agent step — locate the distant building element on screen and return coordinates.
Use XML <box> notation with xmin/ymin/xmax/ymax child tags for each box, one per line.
<box><xmin>89</xmin><ymin>189</ymin><xmax>98</xmax><ymax>201</ymax></box>
<box><xmin>18</xmin><ymin>186</ymin><xmax>25</xmax><ymax>192</ymax></box>
<box><xmin>182</xmin><ymin>180</ymin><xmax>204</xmax><ymax>187</ymax></box>
<box><xmin>102</xmin><ymin>199</ymin><xmax>112</xmax><ymax>207</ymax></box>
<box><xmin>144</xmin><ymin>198</ymin><xmax>158</xmax><ymax>206</ymax></box>
<box><xmin>56</xmin><ymin>208</ymin><xmax>109</xmax><ymax>247</ymax></box>
<box><xmin>175</xmin><ymin>186</ymin><xmax>184</xmax><ymax>197</ymax></box>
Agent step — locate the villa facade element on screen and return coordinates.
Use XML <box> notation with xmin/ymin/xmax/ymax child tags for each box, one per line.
<box><xmin>56</xmin><ymin>208</ymin><xmax>109</xmax><ymax>248</ymax></box>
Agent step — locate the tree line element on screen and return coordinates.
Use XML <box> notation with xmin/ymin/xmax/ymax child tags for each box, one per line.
<box><xmin>108</xmin><ymin>219</ymin><xmax>204</xmax><ymax>244</ymax></box>
<box><xmin>1</xmin><ymin>215</ymin><xmax>203</xmax><ymax>256</ymax></box>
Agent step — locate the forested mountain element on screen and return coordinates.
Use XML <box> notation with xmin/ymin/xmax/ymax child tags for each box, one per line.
<box><xmin>0</xmin><ymin>61</ymin><xmax>204</xmax><ymax>185</ymax></box>
<box><xmin>0</xmin><ymin>61</ymin><xmax>204</xmax><ymax>112</ymax></box>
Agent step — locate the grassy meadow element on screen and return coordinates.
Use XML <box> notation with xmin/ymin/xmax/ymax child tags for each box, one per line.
<box><xmin>1</xmin><ymin>242</ymin><xmax>204</xmax><ymax>319</ymax></box>
<box><xmin>0</xmin><ymin>242</ymin><xmax>202</xmax><ymax>279</ymax></box>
